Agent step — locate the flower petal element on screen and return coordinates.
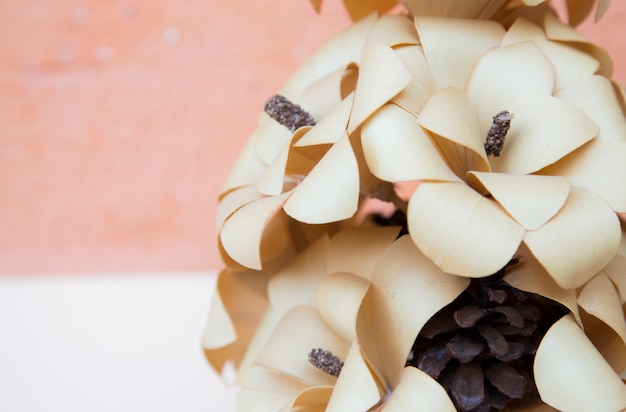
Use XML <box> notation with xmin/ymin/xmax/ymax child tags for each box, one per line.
<box><xmin>255</xmin><ymin>306</ymin><xmax>350</xmax><ymax>387</ymax></box>
<box><xmin>556</xmin><ymin>75</ymin><xmax>626</xmax><ymax>142</ymax></box>
<box><xmin>503</xmin><ymin>244</ymin><xmax>581</xmax><ymax>324</ymax></box>
<box><xmin>490</xmin><ymin>94</ymin><xmax>598</xmax><ymax>175</ymax></box>
<box><xmin>291</xmin><ymin>386</ymin><xmax>334</xmax><ymax>411</ymax></box>
<box><xmin>347</xmin><ymin>44</ymin><xmax>412</xmax><ymax>133</ymax></box>
<box><xmin>326</xmin><ymin>342</ymin><xmax>383</xmax><ymax>412</ymax></box>
<box><xmin>284</xmin><ymin>134</ymin><xmax>360</xmax><ymax>223</ymax></box>
<box><xmin>337</xmin><ymin>0</ymin><xmax>397</xmax><ymax>22</ymax></box>
<box><xmin>219</xmin><ymin>130</ymin><xmax>269</xmax><ymax>197</ymax></box>
<box><xmin>327</xmin><ymin>226</ymin><xmax>401</xmax><ymax>278</ymax></box>
<box><xmin>390</xmin><ymin>45</ymin><xmax>437</xmax><ymax>115</ymax></box>
<box><xmin>236</xmin><ymin>389</ymin><xmax>297</xmax><ymax>412</ymax></box>
<box><xmin>295</xmin><ymin>92</ymin><xmax>354</xmax><ymax>147</ymax></box>
<box><xmin>501</xmin><ymin>18</ymin><xmax>599</xmax><ymax>90</ymax></box>
<box><xmin>361</xmin><ymin>104</ymin><xmax>461</xmax><ymax>182</ymax></box>
<box><xmin>534</xmin><ymin>314</ymin><xmax>626</xmax><ymax>412</ymax></box>
<box><xmin>415</xmin><ymin>16</ymin><xmax>504</xmax><ymax>90</ymax></box>
<box><xmin>280</xmin><ymin>13</ymin><xmax>377</xmax><ymax>98</ymax></box>
<box><xmin>604</xmin><ymin>253</ymin><xmax>626</xmax><ymax>302</ymax></box>
<box><xmin>466</xmin><ymin>41</ymin><xmax>554</xmax><ymax>138</ymax></box>
<box><xmin>217</xmin><ymin>186</ymin><xmax>263</xmax><ymax>230</ymax></box>
<box><xmin>317</xmin><ymin>272</ymin><xmax>370</xmax><ymax>343</ymax></box>
<box><xmin>578</xmin><ymin>273</ymin><xmax>626</xmax><ymax>376</ymax></box>
<box><xmin>418</xmin><ymin>87</ymin><xmax>490</xmax><ymax>174</ymax></box>
<box><xmin>380</xmin><ymin>367</ymin><xmax>456</xmax><ymax>412</ymax></box>
<box><xmin>268</xmin><ymin>235</ymin><xmax>330</xmax><ymax>313</ymax></box>
<box><xmin>523</xmin><ymin>187</ymin><xmax>621</xmax><ymax>289</ymax></box>
<box><xmin>358</xmin><ymin>236</ymin><xmax>470</xmax><ymax>387</ymax></box>
<box><xmin>364</xmin><ymin>14</ymin><xmax>420</xmax><ymax>48</ymax></box>
<box><xmin>539</xmin><ymin>140</ymin><xmax>626</xmax><ymax>213</ymax></box>
<box><xmin>408</xmin><ymin>182</ymin><xmax>525</xmax><ymax>277</ymax></box>
<box><xmin>467</xmin><ymin>172</ymin><xmax>569</xmax><ymax>230</ymax></box>
<box><xmin>401</xmin><ymin>0</ymin><xmax>509</xmax><ymax>19</ymax></box>
<box><xmin>220</xmin><ymin>193</ymin><xmax>290</xmax><ymax>269</ymax></box>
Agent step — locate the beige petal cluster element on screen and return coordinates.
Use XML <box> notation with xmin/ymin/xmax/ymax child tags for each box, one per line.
<box><xmin>204</xmin><ymin>227</ymin><xmax>626</xmax><ymax>410</ymax></box>
<box><xmin>308</xmin><ymin>0</ymin><xmax>610</xmax><ymax>25</ymax></box>
<box><xmin>218</xmin><ymin>7</ymin><xmax>626</xmax><ymax>290</ymax></box>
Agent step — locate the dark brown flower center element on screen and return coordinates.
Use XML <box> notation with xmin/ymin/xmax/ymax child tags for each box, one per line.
<box><xmin>484</xmin><ymin>111</ymin><xmax>513</xmax><ymax>157</ymax></box>
<box><xmin>264</xmin><ymin>95</ymin><xmax>316</xmax><ymax>132</ymax></box>
<box><xmin>406</xmin><ymin>259</ymin><xmax>568</xmax><ymax>411</ymax></box>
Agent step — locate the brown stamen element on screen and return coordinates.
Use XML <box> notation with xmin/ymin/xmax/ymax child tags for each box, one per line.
<box><xmin>484</xmin><ymin>110</ymin><xmax>513</xmax><ymax>157</ymax></box>
<box><xmin>308</xmin><ymin>348</ymin><xmax>343</xmax><ymax>377</ymax></box>
<box><xmin>264</xmin><ymin>95</ymin><xmax>316</xmax><ymax>132</ymax></box>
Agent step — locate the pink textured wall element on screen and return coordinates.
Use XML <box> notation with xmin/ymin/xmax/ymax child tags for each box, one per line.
<box><xmin>0</xmin><ymin>1</ymin><xmax>624</xmax><ymax>274</ymax></box>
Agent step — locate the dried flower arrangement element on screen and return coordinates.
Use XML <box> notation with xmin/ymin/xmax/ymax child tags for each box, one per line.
<box><xmin>204</xmin><ymin>0</ymin><xmax>626</xmax><ymax>410</ymax></box>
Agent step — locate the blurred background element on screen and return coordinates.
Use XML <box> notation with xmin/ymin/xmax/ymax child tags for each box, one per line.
<box><xmin>0</xmin><ymin>1</ymin><xmax>624</xmax><ymax>411</ymax></box>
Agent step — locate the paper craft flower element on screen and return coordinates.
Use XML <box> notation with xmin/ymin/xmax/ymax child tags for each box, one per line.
<box><xmin>209</xmin><ymin>1</ymin><xmax>626</xmax><ymax>410</ymax></box>
<box><xmin>218</xmin><ymin>5</ymin><xmax>626</xmax><ymax>291</ymax></box>
<box><xmin>204</xmin><ymin>227</ymin><xmax>626</xmax><ymax>411</ymax></box>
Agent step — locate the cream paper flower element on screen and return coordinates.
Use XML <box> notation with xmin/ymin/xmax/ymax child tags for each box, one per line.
<box><xmin>204</xmin><ymin>227</ymin><xmax>626</xmax><ymax>411</ymax></box>
<box><xmin>218</xmin><ymin>6</ymin><xmax>626</xmax><ymax>292</ymax></box>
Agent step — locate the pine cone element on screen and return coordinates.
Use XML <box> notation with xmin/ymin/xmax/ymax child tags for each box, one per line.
<box><xmin>406</xmin><ymin>261</ymin><xmax>569</xmax><ymax>411</ymax></box>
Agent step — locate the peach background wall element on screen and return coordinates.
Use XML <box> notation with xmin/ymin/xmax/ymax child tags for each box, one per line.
<box><xmin>1</xmin><ymin>1</ymin><xmax>624</xmax><ymax>274</ymax></box>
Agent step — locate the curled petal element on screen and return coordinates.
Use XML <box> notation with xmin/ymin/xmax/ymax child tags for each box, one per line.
<box><xmin>364</xmin><ymin>14</ymin><xmax>419</xmax><ymax>48</ymax></box>
<box><xmin>604</xmin><ymin>253</ymin><xmax>626</xmax><ymax>302</ymax></box>
<box><xmin>284</xmin><ymin>134</ymin><xmax>360</xmax><ymax>223</ymax></box>
<box><xmin>578</xmin><ymin>273</ymin><xmax>626</xmax><ymax>375</ymax></box>
<box><xmin>295</xmin><ymin>92</ymin><xmax>354</xmax><ymax>147</ymax></box>
<box><xmin>326</xmin><ymin>342</ymin><xmax>383</xmax><ymax>412</ymax></box>
<box><xmin>401</xmin><ymin>0</ymin><xmax>510</xmax><ymax>19</ymax></box>
<box><xmin>564</xmin><ymin>0</ymin><xmax>611</xmax><ymax>25</ymax></box>
<box><xmin>524</xmin><ymin>187</ymin><xmax>621</xmax><ymax>289</ymax></box>
<box><xmin>217</xmin><ymin>186</ymin><xmax>264</xmax><ymax>230</ymax></box>
<box><xmin>220</xmin><ymin>193</ymin><xmax>290</xmax><ymax>269</ymax></box>
<box><xmin>219</xmin><ymin>131</ymin><xmax>269</xmax><ymax>197</ymax></box>
<box><xmin>348</xmin><ymin>44</ymin><xmax>412</xmax><ymax>133</ymax></box>
<box><xmin>280</xmin><ymin>13</ymin><xmax>377</xmax><ymax>98</ymax></box>
<box><xmin>391</xmin><ymin>45</ymin><xmax>437</xmax><ymax>115</ymax></box>
<box><xmin>556</xmin><ymin>75</ymin><xmax>626</xmax><ymax>142</ymax></box>
<box><xmin>504</xmin><ymin>244</ymin><xmax>581</xmax><ymax>324</ymax></box>
<box><xmin>358</xmin><ymin>236</ymin><xmax>470</xmax><ymax>387</ymax></box>
<box><xmin>490</xmin><ymin>94</ymin><xmax>598</xmax><ymax>175</ymax></box>
<box><xmin>291</xmin><ymin>386</ymin><xmax>333</xmax><ymax>411</ymax></box>
<box><xmin>268</xmin><ymin>235</ymin><xmax>330</xmax><ymax>313</ymax></box>
<box><xmin>502</xmin><ymin>18</ymin><xmax>599</xmax><ymax>90</ymax></box>
<box><xmin>255</xmin><ymin>306</ymin><xmax>350</xmax><ymax>387</ymax></box>
<box><xmin>467</xmin><ymin>172</ymin><xmax>569</xmax><ymax>230</ymax></box>
<box><xmin>534</xmin><ymin>314</ymin><xmax>626</xmax><ymax>412</ymax></box>
<box><xmin>466</xmin><ymin>41</ymin><xmax>554</xmax><ymax>137</ymax></box>
<box><xmin>417</xmin><ymin>87</ymin><xmax>490</xmax><ymax>174</ymax></box>
<box><xmin>539</xmin><ymin>140</ymin><xmax>626</xmax><ymax>213</ymax></box>
<box><xmin>361</xmin><ymin>104</ymin><xmax>461</xmax><ymax>182</ymax></box>
<box><xmin>415</xmin><ymin>16</ymin><xmax>504</xmax><ymax>90</ymax></box>
<box><xmin>408</xmin><ymin>182</ymin><xmax>525</xmax><ymax>277</ymax></box>
<box><xmin>327</xmin><ymin>226</ymin><xmax>401</xmax><ymax>278</ymax></box>
<box><xmin>380</xmin><ymin>367</ymin><xmax>456</xmax><ymax>411</ymax></box>
<box><xmin>317</xmin><ymin>272</ymin><xmax>370</xmax><ymax>342</ymax></box>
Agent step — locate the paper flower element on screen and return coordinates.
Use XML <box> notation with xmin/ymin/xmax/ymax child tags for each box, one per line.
<box><xmin>204</xmin><ymin>227</ymin><xmax>626</xmax><ymax>410</ymax></box>
<box><xmin>210</xmin><ymin>1</ymin><xmax>626</xmax><ymax>410</ymax></box>
<box><xmin>218</xmin><ymin>6</ymin><xmax>626</xmax><ymax>290</ymax></box>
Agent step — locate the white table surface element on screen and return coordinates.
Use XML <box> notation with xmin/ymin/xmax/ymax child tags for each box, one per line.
<box><xmin>0</xmin><ymin>272</ymin><xmax>237</xmax><ymax>411</ymax></box>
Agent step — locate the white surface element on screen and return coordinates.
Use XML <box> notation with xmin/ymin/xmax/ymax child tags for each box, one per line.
<box><xmin>0</xmin><ymin>272</ymin><xmax>237</xmax><ymax>412</ymax></box>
